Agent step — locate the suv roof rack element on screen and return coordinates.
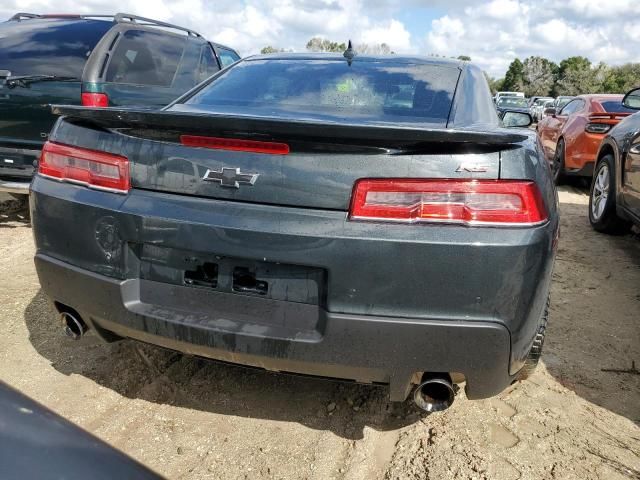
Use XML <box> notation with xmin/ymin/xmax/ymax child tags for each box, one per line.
<box><xmin>9</xmin><ymin>13</ymin><xmax>115</xmax><ymax>21</ymax></box>
<box><xmin>113</xmin><ymin>13</ymin><xmax>202</xmax><ymax>37</ymax></box>
<box><xmin>8</xmin><ymin>12</ymin><xmax>202</xmax><ymax>38</ymax></box>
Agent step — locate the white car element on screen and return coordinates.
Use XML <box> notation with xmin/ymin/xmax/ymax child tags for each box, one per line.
<box><xmin>494</xmin><ymin>91</ymin><xmax>525</xmax><ymax>103</ymax></box>
<box><xmin>530</xmin><ymin>97</ymin><xmax>554</xmax><ymax>122</ymax></box>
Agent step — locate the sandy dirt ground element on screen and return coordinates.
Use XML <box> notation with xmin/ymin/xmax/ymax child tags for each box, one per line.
<box><xmin>0</xmin><ymin>187</ymin><xmax>638</xmax><ymax>480</ymax></box>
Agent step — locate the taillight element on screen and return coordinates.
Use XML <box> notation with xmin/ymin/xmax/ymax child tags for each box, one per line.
<box><xmin>180</xmin><ymin>135</ymin><xmax>289</xmax><ymax>155</ymax></box>
<box><xmin>81</xmin><ymin>92</ymin><xmax>109</xmax><ymax>107</ymax></box>
<box><xmin>585</xmin><ymin>123</ymin><xmax>611</xmax><ymax>134</ymax></box>
<box><xmin>39</xmin><ymin>141</ymin><xmax>129</xmax><ymax>193</ymax></box>
<box><xmin>349</xmin><ymin>179</ymin><xmax>547</xmax><ymax>226</ymax></box>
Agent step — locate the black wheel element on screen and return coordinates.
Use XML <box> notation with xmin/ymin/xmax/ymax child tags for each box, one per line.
<box><xmin>589</xmin><ymin>154</ymin><xmax>631</xmax><ymax>234</ymax></box>
<box><xmin>551</xmin><ymin>139</ymin><xmax>566</xmax><ymax>185</ymax></box>
<box><xmin>517</xmin><ymin>297</ymin><xmax>549</xmax><ymax>381</ymax></box>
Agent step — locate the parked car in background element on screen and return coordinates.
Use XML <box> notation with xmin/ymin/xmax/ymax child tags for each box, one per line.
<box><xmin>31</xmin><ymin>54</ymin><xmax>557</xmax><ymax>413</ymax></box>
<box><xmin>589</xmin><ymin>87</ymin><xmax>640</xmax><ymax>233</ymax></box>
<box><xmin>540</xmin><ymin>100</ymin><xmax>555</xmax><ymax>118</ymax></box>
<box><xmin>530</xmin><ymin>97</ymin><xmax>554</xmax><ymax>122</ymax></box>
<box><xmin>0</xmin><ymin>13</ymin><xmax>240</xmax><ymax>196</ymax></box>
<box><xmin>495</xmin><ymin>95</ymin><xmax>530</xmax><ymax>118</ymax></box>
<box><xmin>553</xmin><ymin>95</ymin><xmax>574</xmax><ymax>111</ymax></box>
<box><xmin>537</xmin><ymin>94</ymin><xmax>636</xmax><ymax>183</ymax></box>
<box><xmin>494</xmin><ymin>91</ymin><xmax>525</xmax><ymax>103</ymax></box>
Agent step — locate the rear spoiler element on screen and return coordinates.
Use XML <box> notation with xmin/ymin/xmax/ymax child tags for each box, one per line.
<box><xmin>51</xmin><ymin>105</ymin><xmax>529</xmax><ymax>148</ymax></box>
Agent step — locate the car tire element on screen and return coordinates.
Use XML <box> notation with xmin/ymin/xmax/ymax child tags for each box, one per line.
<box><xmin>517</xmin><ymin>296</ymin><xmax>549</xmax><ymax>381</ymax></box>
<box><xmin>589</xmin><ymin>154</ymin><xmax>631</xmax><ymax>235</ymax></box>
<box><xmin>552</xmin><ymin>139</ymin><xmax>566</xmax><ymax>185</ymax></box>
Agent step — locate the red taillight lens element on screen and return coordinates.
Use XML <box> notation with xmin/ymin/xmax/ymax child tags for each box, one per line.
<box><xmin>81</xmin><ymin>92</ymin><xmax>109</xmax><ymax>107</ymax></box>
<box><xmin>39</xmin><ymin>141</ymin><xmax>130</xmax><ymax>193</ymax></box>
<box><xmin>349</xmin><ymin>179</ymin><xmax>547</xmax><ymax>226</ymax></box>
<box><xmin>180</xmin><ymin>135</ymin><xmax>289</xmax><ymax>155</ymax></box>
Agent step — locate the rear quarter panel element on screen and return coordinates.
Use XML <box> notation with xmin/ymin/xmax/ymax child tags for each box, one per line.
<box><xmin>562</xmin><ymin>112</ymin><xmax>587</xmax><ymax>169</ymax></box>
<box><xmin>499</xmin><ymin>131</ymin><xmax>558</xmax><ymax>371</ymax></box>
<box><xmin>536</xmin><ymin>115</ymin><xmax>561</xmax><ymax>160</ymax></box>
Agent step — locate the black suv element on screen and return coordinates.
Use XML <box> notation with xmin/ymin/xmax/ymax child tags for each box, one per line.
<box><xmin>0</xmin><ymin>13</ymin><xmax>240</xmax><ymax>195</ymax></box>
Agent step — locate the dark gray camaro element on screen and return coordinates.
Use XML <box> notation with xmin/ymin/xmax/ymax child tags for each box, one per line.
<box><xmin>31</xmin><ymin>53</ymin><xmax>558</xmax><ymax>411</ymax></box>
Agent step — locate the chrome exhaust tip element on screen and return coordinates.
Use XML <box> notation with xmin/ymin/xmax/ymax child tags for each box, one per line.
<box><xmin>60</xmin><ymin>311</ymin><xmax>87</xmax><ymax>340</ymax></box>
<box><xmin>413</xmin><ymin>373</ymin><xmax>455</xmax><ymax>412</ymax></box>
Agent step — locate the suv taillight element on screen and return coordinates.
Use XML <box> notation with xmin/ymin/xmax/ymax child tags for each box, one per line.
<box><xmin>81</xmin><ymin>92</ymin><xmax>109</xmax><ymax>107</ymax></box>
<box><xmin>349</xmin><ymin>179</ymin><xmax>547</xmax><ymax>226</ymax></box>
<box><xmin>39</xmin><ymin>141</ymin><xmax>129</xmax><ymax>193</ymax></box>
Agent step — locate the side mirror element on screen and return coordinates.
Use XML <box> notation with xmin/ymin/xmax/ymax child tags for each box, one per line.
<box><xmin>543</xmin><ymin>107</ymin><xmax>556</xmax><ymax>117</ymax></box>
<box><xmin>502</xmin><ymin>111</ymin><xmax>532</xmax><ymax>128</ymax></box>
<box><xmin>622</xmin><ymin>87</ymin><xmax>640</xmax><ymax>110</ymax></box>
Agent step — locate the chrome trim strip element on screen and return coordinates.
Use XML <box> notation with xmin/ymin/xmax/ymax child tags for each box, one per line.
<box><xmin>0</xmin><ymin>179</ymin><xmax>30</xmax><ymax>194</ymax></box>
<box><xmin>348</xmin><ymin>215</ymin><xmax>549</xmax><ymax>228</ymax></box>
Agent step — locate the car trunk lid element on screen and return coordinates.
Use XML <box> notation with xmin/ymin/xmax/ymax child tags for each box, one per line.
<box><xmin>51</xmin><ymin>105</ymin><xmax>527</xmax><ymax>210</ymax></box>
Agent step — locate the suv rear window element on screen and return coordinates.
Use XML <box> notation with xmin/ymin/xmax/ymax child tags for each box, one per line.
<box><xmin>105</xmin><ymin>30</ymin><xmax>186</xmax><ymax>86</ymax></box>
<box><xmin>185</xmin><ymin>59</ymin><xmax>460</xmax><ymax>125</ymax></box>
<box><xmin>0</xmin><ymin>19</ymin><xmax>111</xmax><ymax>77</ymax></box>
<box><xmin>217</xmin><ymin>47</ymin><xmax>240</xmax><ymax>68</ymax></box>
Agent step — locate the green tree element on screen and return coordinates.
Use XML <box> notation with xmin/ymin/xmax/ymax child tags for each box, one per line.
<box><xmin>457</xmin><ymin>55</ymin><xmax>471</xmax><ymax>62</ymax></box>
<box><xmin>558</xmin><ymin>56</ymin><xmax>591</xmax><ymax>78</ymax></box>
<box><xmin>356</xmin><ymin>43</ymin><xmax>393</xmax><ymax>55</ymax></box>
<box><xmin>260</xmin><ymin>46</ymin><xmax>283</xmax><ymax>54</ymax></box>
<box><xmin>306</xmin><ymin>37</ymin><xmax>346</xmax><ymax>53</ymax></box>
<box><xmin>601</xmin><ymin>63</ymin><xmax>640</xmax><ymax>93</ymax></box>
<box><xmin>502</xmin><ymin>59</ymin><xmax>524</xmax><ymax>91</ymax></box>
<box><xmin>554</xmin><ymin>56</ymin><xmax>600</xmax><ymax>95</ymax></box>
<box><xmin>522</xmin><ymin>56</ymin><xmax>557</xmax><ymax>97</ymax></box>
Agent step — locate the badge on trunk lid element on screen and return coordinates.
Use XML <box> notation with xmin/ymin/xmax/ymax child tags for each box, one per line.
<box><xmin>202</xmin><ymin>167</ymin><xmax>259</xmax><ymax>189</ymax></box>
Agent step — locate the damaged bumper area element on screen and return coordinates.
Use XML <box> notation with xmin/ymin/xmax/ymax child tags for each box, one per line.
<box><xmin>35</xmin><ymin>253</ymin><xmax>513</xmax><ymax>401</ymax></box>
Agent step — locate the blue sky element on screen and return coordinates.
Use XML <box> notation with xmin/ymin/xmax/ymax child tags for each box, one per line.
<box><xmin>2</xmin><ymin>0</ymin><xmax>638</xmax><ymax>77</ymax></box>
<box><xmin>396</xmin><ymin>7</ymin><xmax>446</xmax><ymax>42</ymax></box>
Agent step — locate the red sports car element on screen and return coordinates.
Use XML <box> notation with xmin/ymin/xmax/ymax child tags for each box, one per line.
<box><xmin>537</xmin><ymin>94</ymin><xmax>635</xmax><ymax>183</ymax></box>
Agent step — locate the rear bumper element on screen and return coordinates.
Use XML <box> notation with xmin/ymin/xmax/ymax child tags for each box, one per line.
<box><xmin>30</xmin><ymin>176</ymin><xmax>556</xmax><ymax>401</ymax></box>
<box><xmin>0</xmin><ymin>179</ymin><xmax>30</xmax><ymax>194</ymax></box>
<box><xmin>35</xmin><ymin>253</ymin><xmax>514</xmax><ymax>401</ymax></box>
<box><xmin>0</xmin><ymin>144</ymin><xmax>38</xmax><ymax>194</ymax></box>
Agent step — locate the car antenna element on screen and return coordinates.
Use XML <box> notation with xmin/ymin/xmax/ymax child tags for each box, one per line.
<box><xmin>343</xmin><ymin>40</ymin><xmax>356</xmax><ymax>66</ymax></box>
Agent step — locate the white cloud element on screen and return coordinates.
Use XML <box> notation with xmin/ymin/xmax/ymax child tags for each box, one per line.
<box><xmin>359</xmin><ymin>19</ymin><xmax>412</xmax><ymax>52</ymax></box>
<box><xmin>426</xmin><ymin>16</ymin><xmax>465</xmax><ymax>53</ymax></box>
<box><xmin>424</xmin><ymin>0</ymin><xmax>640</xmax><ymax>76</ymax></box>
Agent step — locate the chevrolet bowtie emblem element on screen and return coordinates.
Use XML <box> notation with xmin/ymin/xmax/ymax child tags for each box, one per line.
<box><xmin>202</xmin><ymin>167</ymin><xmax>259</xmax><ymax>189</ymax></box>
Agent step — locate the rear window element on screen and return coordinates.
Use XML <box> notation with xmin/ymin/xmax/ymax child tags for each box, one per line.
<box><xmin>217</xmin><ymin>47</ymin><xmax>240</xmax><ymax>68</ymax></box>
<box><xmin>600</xmin><ymin>100</ymin><xmax>637</xmax><ymax>114</ymax></box>
<box><xmin>0</xmin><ymin>19</ymin><xmax>111</xmax><ymax>77</ymax></box>
<box><xmin>105</xmin><ymin>30</ymin><xmax>186</xmax><ymax>86</ymax></box>
<box><xmin>556</xmin><ymin>97</ymin><xmax>573</xmax><ymax>109</ymax></box>
<box><xmin>185</xmin><ymin>59</ymin><xmax>460</xmax><ymax>125</ymax></box>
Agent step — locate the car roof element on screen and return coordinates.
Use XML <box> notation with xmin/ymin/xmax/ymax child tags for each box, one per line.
<box><xmin>246</xmin><ymin>52</ymin><xmax>463</xmax><ymax>67</ymax></box>
<box><xmin>577</xmin><ymin>94</ymin><xmax>624</xmax><ymax>100</ymax></box>
<box><xmin>5</xmin><ymin>13</ymin><xmax>238</xmax><ymax>54</ymax></box>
